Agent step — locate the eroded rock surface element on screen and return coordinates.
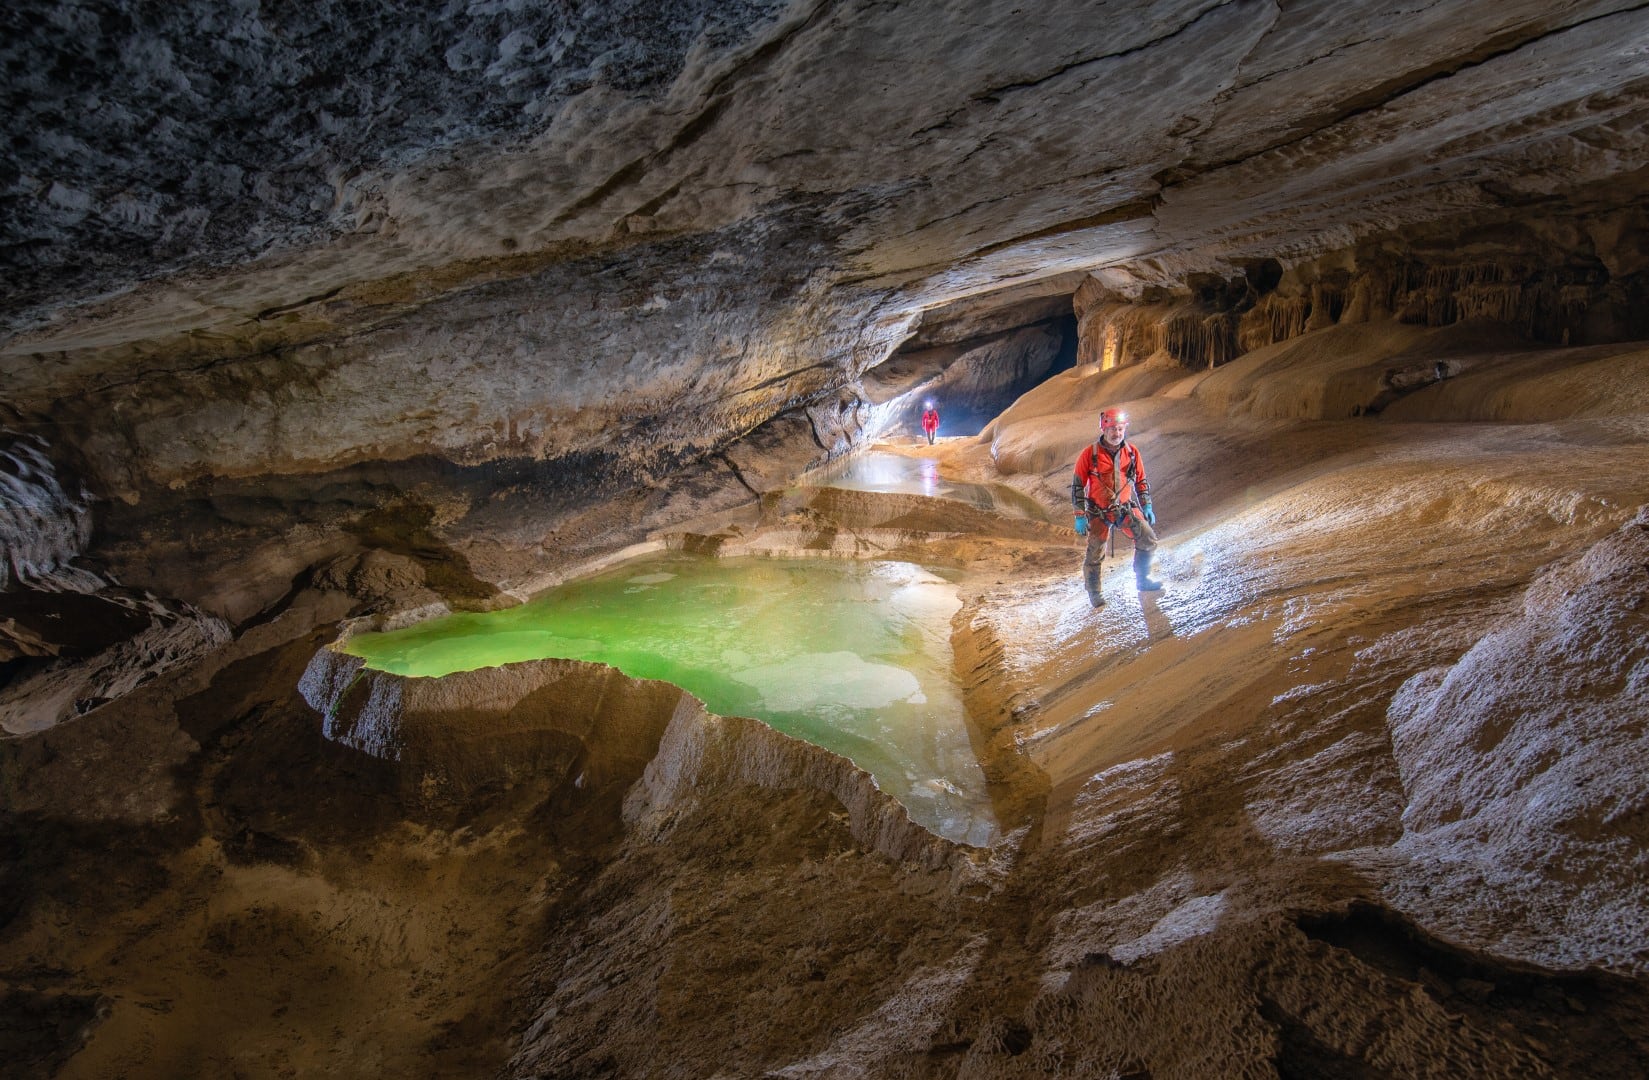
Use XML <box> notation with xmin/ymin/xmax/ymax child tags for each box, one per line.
<box><xmin>5</xmin><ymin>2</ymin><xmax>1649</xmax><ymax>1076</ymax></box>
<box><xmin>8</xmin><ymin>316</ymin><xmax>1649</xmax><ymax>1075</ymax></box>
<box><xmin>8</xmin><ymin>2</ymin><xmax>1649</xmax><ymax>581</ymax></box>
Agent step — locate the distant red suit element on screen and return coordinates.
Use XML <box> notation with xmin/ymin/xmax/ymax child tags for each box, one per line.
<box><xmin>921</xmin><ymin>407</ymin><xmax>939</xmax><ymax>444</ymax></box>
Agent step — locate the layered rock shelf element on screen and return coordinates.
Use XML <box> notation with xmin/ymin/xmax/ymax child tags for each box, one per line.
<box><xmin>4</xmin><ymin>1</ymin><xmax>1649</xmax><ymax>1075</ymax></box>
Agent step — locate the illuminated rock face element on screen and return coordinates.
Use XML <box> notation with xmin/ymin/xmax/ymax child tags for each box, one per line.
<box><xmin>3</xmin><ymin>5</ymin><xmax>1649</xmax><ymax>1076</ymax></box>
<box><xmin>3</xmin><ymin>0</ymin><xmax>1645</xmax><ymax>638</ymax></box>
<box><xmin>6</xmin><ymin>2</ymin><xmax>1649</xmax><ymax>497</ymax></box>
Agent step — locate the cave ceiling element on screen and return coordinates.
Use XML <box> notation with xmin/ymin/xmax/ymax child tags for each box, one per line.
<box><xmin>5</xmin><ymin>0</ymin><xmax>1649</xmax><ymax>485</ymax></box>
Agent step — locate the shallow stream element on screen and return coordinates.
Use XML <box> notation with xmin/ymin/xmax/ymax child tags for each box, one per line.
<box><xmin>807</xmin><ymin>449</ymin><xmax>1048</xmax><ymax>520</ymax></box>
<box><xmin>341</xmin><ymin>555</ymin><xmax>997</xmax><ymax>845</ymax></box>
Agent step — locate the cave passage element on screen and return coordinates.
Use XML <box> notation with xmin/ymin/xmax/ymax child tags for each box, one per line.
<box><xmin>341</xmin><ymin>553</ymin><xmax>998</xmax><ymax>844</ymax></box>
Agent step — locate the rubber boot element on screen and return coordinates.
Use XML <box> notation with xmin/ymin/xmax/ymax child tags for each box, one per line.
<box><xmin>1083</xmin><ymin>563</ymin><xmax>1105</xmax><ymax>608</ymax></box>
<box><xmin>1134</xmin><ymin>548</ymin><xmax>1162</xmax><ymax>592</ymax></box>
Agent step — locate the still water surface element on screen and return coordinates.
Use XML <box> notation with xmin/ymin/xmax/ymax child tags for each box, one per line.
<box><xmin>808</xmin><ymin>450</ymin><xmax>1048</xmax><ymax>519</ymax></box>
<box><xmin>342</xmin><ymin>555</ymin><xmax>997</xmax><ymax>845</ymax></box>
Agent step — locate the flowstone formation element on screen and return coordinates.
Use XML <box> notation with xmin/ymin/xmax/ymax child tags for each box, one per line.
<box><xmin>4</xmin><ymin>0</ymin><xmax>1649</xmax><ymax>1076</ymax></box>
<box><xmin>7</xmin><ymin>329</ymin><xmax>1649</xmax><ymax>1076</ymax></box>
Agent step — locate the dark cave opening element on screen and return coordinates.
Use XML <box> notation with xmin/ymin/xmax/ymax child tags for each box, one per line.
<box><xmin>932</xmin><ymin>313</ymin><xmax>1080</xmax><ymax>437</ymax></box>
<box><xmin>869</xmin><ymin>305</ymin><xmax>1080</xmax><ymax>442</ymax></box>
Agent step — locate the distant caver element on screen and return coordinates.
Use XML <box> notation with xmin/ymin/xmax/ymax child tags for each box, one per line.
<box><xmin>1071</xmin><ymin>407</ymin><xmax>1161</xmax><ymax>608</ymax></box>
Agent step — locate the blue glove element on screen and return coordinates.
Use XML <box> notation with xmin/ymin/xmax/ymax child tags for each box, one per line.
<box><xmin>1074</xmin><ymin>515</ymin><xmax>1089</xmax><ymax>536</ymax></box>
<box><xmin>1142</xmin><ymin>501</ymin><xmax>1155</xmax><ymax>526</ymax></box>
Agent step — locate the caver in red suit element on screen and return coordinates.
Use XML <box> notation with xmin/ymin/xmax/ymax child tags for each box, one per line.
<box><xmin>1070</xmin><ymin>408</ymin><xmax>1161</xmax><ymax>608</ymax></box>
<box><xmin>921</xmin><ymin>406</ymin><xmax>939</xmax><ymax>444</ymax></box>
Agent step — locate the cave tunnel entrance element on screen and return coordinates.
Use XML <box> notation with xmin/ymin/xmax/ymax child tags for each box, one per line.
<box><xmin>864</xmin><ymin>287</ymin><xmax>1082</xmax><ymax>441</ymax></box>
<box><xmin>931</xmin><ymin>311</ymin><xmax>1079</xmax><ymax>436</ymax></box>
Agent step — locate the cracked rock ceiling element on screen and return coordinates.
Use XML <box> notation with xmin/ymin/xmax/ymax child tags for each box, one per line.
<box><xmin>3</xmin><ymin>0</ymin><xmax>1649</xmax><ymax>485</ymax></box>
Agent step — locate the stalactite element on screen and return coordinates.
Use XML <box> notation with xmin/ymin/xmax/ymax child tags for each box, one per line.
<box><xmin>1304</xmin><ymin>282</ymin><xmax>1342</xmax><ymax>331</ymax></box>
<box><xmin>1272</xmin><ymin>296</ymin><xmax>1311</xmax><ymax>343</ymax></box>
<box><xmin>1078</xmin><ymin>304</ymin><xmax>1168</xmax><ymax>370</ymax></box>
<box><xmin>1073</xmin><ymin>245</ymin><xmax>1629</xmax><ymax>381</ymax></box>
<box><xmin>1236</xmin><ymin>295</ymin><xmax>1308</xmax><ymax>353</ymax></box>
<box><xmin>1371</xmin><ymin>262</ymin><xmax>1608</xmax><ymax>340</ymax></box>
<box><xmin>1165</xmin><ymin>311</ymin><xmax>1237</xmax><ymax>370</ymax></box>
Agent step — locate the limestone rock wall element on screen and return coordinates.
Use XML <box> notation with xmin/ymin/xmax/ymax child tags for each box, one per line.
<box><xmin>1077</xmin><ymin>201</ymin><xmax>1649</xmax><ymax>374</ymax></box>
<box><xmin>299</xmin><ymin>651</ymin><xmax>684</xmax><ymax>808</ymax></box>
<box><xmin>299</xmin><ymin>645</ymin><xmax>959</xmax><ymax>870</ymax></box>
<box><xmin>0</xmin><ymin>0</ymin><xmax>795</xmax><ymax>324</ymax></box>
<box><xmin>1385</xmin><ymin>510</ymin><xmax>1649</xmax><ymax>971</ymax></box>
<box><xmin>29</xmin><ymin>216</ymin><xmax>904</xmax><ymax>497</ymax></box>
<box><xmin>2</xmin><ymin>1</ymin><xmax>1647</xmax><ymax>666</ymax></box>
<box><xmin>8</xmin><ymin>0</ymin><xmax>1649</xmax><ymax>508</ymax></box>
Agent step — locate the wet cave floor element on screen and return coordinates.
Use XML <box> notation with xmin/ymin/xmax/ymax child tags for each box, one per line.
<box><xmin>6</xmin><ymin>349</ymin><xmax>1649</xmax><ymax>1077</ymax></box>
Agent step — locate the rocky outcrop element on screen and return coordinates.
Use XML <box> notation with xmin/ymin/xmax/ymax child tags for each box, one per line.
<box><xmin>0</xmin><ymin>428</ymin><xmax>235</xmax><ymax>735</ymax></box>
<box><xmin>7</xmin><ymin>1</ymin><xmax>1649</xmax><ymax>581</ymax></box>
<box><xmin>625</xmin><ymin>700</ymin><xmax>963</xmax><ymax>869</ymax></box>
<box><xmin>299</xmin><ymin>651</ymin><xmax>682</xmax><ymax>807</ymax></box>
<box><xmin>0</xmin><ymin>430</ymin><xmax>96</xmax><ymax>594</ymax></box>
<box><xmin>0</xmin><ymin>597</ymin><xmax>230</xmax><ymax>735</ymax></box>
<box><xmin>300</xmin><ymin>644</ymin><xmax>962</xmax><ymax>869</ymax></box>
<box><xmin>1385</xmin><ymin>510</ymin><xmax>1649</xmax><ymax>971</ymax></box>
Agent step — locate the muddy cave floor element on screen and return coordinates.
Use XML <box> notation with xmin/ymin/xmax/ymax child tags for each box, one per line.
<box><xmin>6</xmin><ymin>331</ymin><xmax>1649</xmax><ymax>1077</ymax></box>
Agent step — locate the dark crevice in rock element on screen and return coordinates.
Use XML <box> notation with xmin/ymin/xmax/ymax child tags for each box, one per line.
<box><xmin>554</xmin><ymin>98</ymin><xmax>734</xmax><ymax>225</ymax></box>
<box><xmin>344</xmin><ymin>503</ymin><xmax>497</xmax><ymax>603</ymax></box>
<box><xmin>253</xmin><ymin>285</ymin><xmax>346</xmax><ymax>322</ymax></box>
<box><xmin>66</xmin><ymin>338</ymin><xmax>307</xmax><ymax>404</ymax></box>
<box><xmin>904</xmin><ymin>187</ymin><xmax>1016</xmax><ymax>236</ymax></box>
<box><xmin>231</xmin><ymin>564</ymin><xmax>324</xmax><ymax>634</ymax></box>
<box><xmin>0</xmin><ymin>987</ymin><xmax>109</xmax><ymax>1080</ymax></box>
<box><xmin>969</xmin><ymin>198</ymin><xmax>1163</xmax><ymax>261</ymax></box>
<box><xmin>622</xmin><ymin>178</ymin><xmax>686</xmax><ymax>224</ymax></box>
<box><xmin>714</xmin><ymin>359</ymin><xmax>834</xmax><ymax>404</ymax></box>
<box><xmin>1299</xmin><ymin>902</ymin><xmax>1649</xmax><ymax>1077</ymax></box>
<box><xmin>1324</xmin><ymin>3</ymin><xmax>1649</xmax><ymax>125</ymax></box>
<box><xmin>916</xmin><ymin>0</ymin><xmax>1242</xmax><ymax>134</ymax></box>
<box><xmin>1219</xmin><ymin>30</ymin><xmax>1381</xmax><ymax>103</ymax></box>
<box><xmin>0</xmin><ymin>588</ymin><xmax>153</xmax><ymax>663</ymax></box>
<box><xmin>716</xmin><ymin>452</ymin><xmax>760</xmax><ymax>499</ymax></box>
<box><xmin>899</xmin><ymin>152</ymin><xmax>1156</xmax><ymax>239</ymax></box>
<box><xmin>1259</xmin><ymin>994</ymin><xmax>1388</xmax><ymax>1080</ymax></box>
<box><xmin>699</xmin><ymin>0</ymin><xmax>843</xmax><ymax>103</ymax></box>
<box><xmin>833</xmin><ymin>198</ymin><xmax>1164</xmax><ymax>291</ymax></box>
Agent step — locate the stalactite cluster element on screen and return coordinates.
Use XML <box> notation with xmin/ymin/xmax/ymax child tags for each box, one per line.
<box><xmin>1076</xmin><ymin>217</ymin><xmax>1649</xmax><ymax>373</ymax></box>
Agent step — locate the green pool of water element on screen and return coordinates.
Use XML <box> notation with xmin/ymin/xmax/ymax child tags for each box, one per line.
<box><xmin>340</xmin><ymin>554</ymin><xmax>997</xmax><ymax>845</ymax></box>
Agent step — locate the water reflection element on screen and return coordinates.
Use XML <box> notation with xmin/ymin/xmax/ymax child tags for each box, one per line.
<box><xmin>342</xmin><ymin>555</ymin><xmax>998</xmax><ymax>845</ymax></box>
<box><xmin>809</xmin><ymin>450</ymin><xmax>1046</xmax><ymax>520</ymax></box>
